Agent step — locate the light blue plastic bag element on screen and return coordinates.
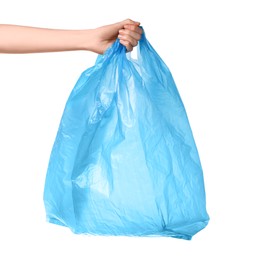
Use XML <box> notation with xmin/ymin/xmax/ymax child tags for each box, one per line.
<box><xmin>43</xmin><ymin>30</ymin><xmax>209</xmax><ymax>240</ymax></box>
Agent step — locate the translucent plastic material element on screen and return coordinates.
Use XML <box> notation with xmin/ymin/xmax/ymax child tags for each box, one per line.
<box><xmin>43</xmin><ymin>31</ymin><xmax>209</xmax><ymax>240</ymax></box>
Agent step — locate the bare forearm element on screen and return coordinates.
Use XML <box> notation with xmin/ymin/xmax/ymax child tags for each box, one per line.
<box><xmin>0</xmin><ymin>20</ymin><xmax>142</xmax><ymax>54</ymax></box>
<box><xmin>0</xmin><ymin>24</ymin><xmax>92</xmax><ymax>53</ymax></box>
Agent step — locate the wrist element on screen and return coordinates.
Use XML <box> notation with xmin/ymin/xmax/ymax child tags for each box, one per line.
<box><xmin>76</xmin><ymin>29</ymin><xmax>96</xmax><ymax>52</ymax></box>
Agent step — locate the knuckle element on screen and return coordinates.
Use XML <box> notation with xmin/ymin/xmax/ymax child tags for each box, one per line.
<box><xmin>127</xmin><ymin>24</ymin><xmax>135</xmax><ymax>31</ymax></box>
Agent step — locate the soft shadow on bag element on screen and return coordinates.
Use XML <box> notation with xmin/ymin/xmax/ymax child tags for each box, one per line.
<box><xmin>43</xmin><ymin>29</ymin><xmax>209</xmax><ymax>240</ymax></box>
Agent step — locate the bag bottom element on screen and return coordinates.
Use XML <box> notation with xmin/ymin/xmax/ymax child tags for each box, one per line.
<box><xmin>46</xmin><ymin>216</ymin><xmax>208</xmax><ymax>240</ymax></box>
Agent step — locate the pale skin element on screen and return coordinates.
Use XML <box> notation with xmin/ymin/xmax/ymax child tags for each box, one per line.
<box><xmin>0</xmin><ymin>19</ymin><xmax>143</xmax><ymax>54</ymax></box>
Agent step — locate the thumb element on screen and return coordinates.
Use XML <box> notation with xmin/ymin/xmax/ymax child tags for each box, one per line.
<box><xmin>120</xmin><ymin>19</ymin><xmax>140</xmax><ymax>27</ymax></box>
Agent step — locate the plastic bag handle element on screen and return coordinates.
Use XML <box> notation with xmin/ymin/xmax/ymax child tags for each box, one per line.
<box><xmin>138</xmin><ymin>27</ymin><xmax>151</xmax><ymax>49</ymax></box>
<box><xmin>136</xmin><ymin>27</ymin><xmax>159</xmax><ymax>63</ymax></box>
<box><xmin>123</xmin><ymin>27</ymin><xmax>152</xmax><ymax>62</ymax></box>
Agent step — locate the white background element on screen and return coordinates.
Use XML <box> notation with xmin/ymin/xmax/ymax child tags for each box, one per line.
<box><xmin>0</xmin><ymin>0</ymin><xmax>258</xmax><ymax>259</ymax></box>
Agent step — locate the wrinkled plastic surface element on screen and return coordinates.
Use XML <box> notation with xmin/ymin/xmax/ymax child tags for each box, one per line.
<box><xmin>43</xmin><ymin>31</ymin><xmax>209</xmax><ymax>240</ymax></box>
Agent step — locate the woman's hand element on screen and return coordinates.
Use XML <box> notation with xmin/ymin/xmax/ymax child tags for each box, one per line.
<box><xmin>89</xmin><ymin>19</ymin><xmax>143</xmax><ymax>54</ymax></box>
